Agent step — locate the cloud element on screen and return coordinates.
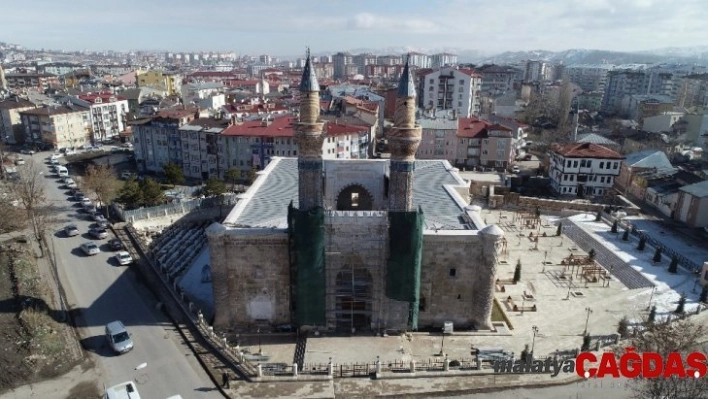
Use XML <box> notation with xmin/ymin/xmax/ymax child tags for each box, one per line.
<box><xmin>345</xmin><ymin>13</ymin><xmax>440</xmax><ymax>32</ymax></box>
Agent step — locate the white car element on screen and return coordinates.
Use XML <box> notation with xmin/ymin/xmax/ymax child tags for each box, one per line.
<box><xmin>65</xmin><ymin>179</ymin><xmax>78</xmax><ymax>189</ymax></box>
<box><xmin>80</xmin><ymin>197</ymin><xmax>92</xmax><ymax>207</ymax></box>
<box><xmin>80</xmin><ymin>242</ymin><xmax>99</xmax><ymax>256</ymax></box>
<box><xmin>511</xmin><ymin>165</ymin><xmax>521</xmax><ymax>174</ymax></box>
<box><xmin>115</xmin><ymin>251</ymin><xmax>133</xmax><ymax>266</ymax></box>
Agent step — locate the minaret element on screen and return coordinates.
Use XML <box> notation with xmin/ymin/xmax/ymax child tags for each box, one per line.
<box><xmin>294</xmin><ymin>49</ymin><xmax>325</xmax><ymax>211</ymax></box>
<box><xmin>388</xmin><ymin>55</ymin><xmax>422</xmax><ymax>211</ymax></box>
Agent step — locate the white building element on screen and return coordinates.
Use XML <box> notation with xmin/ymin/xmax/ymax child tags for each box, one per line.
<box><xmin>549</xmin><ymin>142</ymin><xmax>624</xmax><ymax>197</ymax></box>
<box><xmin>181</xmin><ymin>82</ymin><xmax>225</xmax><ymax>103</ymax></box>
<box><xmin>419</xmin><ymin>67</ymin><xmax>482</xmax><ymax>118</ymax></box>
<box><xmin>60</xmin><ymin>92</ymin><xmax>129</xmax><ymax>143</ymax></box>
<box><xmin>430</xmin><ymin>53</ymin><xmax>458</xmax><ymax>68</ymax></box>
<box><xmin>408</xmin><ymin>52</ymin><xmax>431</xmax><ymax>68</ymax></box>
<box><xmin>564</xmin><ymin>64</ymin><xmax>615</xmax><ymax>92</ymax></box>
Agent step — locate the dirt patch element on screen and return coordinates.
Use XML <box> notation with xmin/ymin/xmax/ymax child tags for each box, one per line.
<box><xmin>0</xmin><ymin>242</ymin><xmax>81</xmax><ymax>394</ymax></box>
<box><xmin>66</xmin><ymin>380</ymin><xmax>101</xmax><ymax>399</ymax></box>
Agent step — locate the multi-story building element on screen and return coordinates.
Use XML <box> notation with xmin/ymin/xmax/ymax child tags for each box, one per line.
<box><xmin>353</xmin><ymin>53</ymin><xmax>377</xmax><ymax>74</ymax></box>
<box><xmin>456</xmin><ymin>117</ymin><xmax>515</xmax><ymax>168</ymax></box>
<box><xmin>430</xmin><ymin>53</ymin><xmax>458</xmax><ymax>68</ymax></box>
<box><xmin>680</xmin><ymin>73</ymin><xmax>708</xmax><ymax>109</ymax></box>
<box><xmin>416</xmin><ymin>116</ymin><xmax>459</xmax><ymax>160</ymax></box>
<box><xmin>36</xmin><ymin>62</ymin><xmax>86</xmax><ymax>76</ymax></box>
<box><xmin>377</xmin><ymin>55</ymin><xmax>403</xmax><ymax>66</ymax></box>
<box><xmin>19</xmin><ymin>105</ymin><xmax>91</xmax><ymax>150</ymax></box>
<box><xmin>131</xmin><ymin>107</ymin><xmax>199</xmax><ymax>173</ymax></box>
<box><xmin>674</xmin><ymin>181</ymin><xmax>708</xmax><ymax>228</ymax></box>
<box><xmin>621</xmin><ymin>94</ymin><xmax>675</xmax><ymax>127</ymax></box>
<box><xmin>408</xmin><ymin>52</ymin><xmax>431</xmax><ymax>68</ymax></box>
<box><xmin>548</xmin><ymin>143</ymin><xmax>624</xmax><ymax>197</ymax></box>
<box><xmin>136</xmin><ymin>70</ymin><xmax>182</xmax><ymax>95</ymax></box>
<box><xmin>311</xmin><ymin>62</ymin><xmax>334</xmax><ymax>80</ymax></box>
<box><xmin>92</xmin><ymin>64</ymin><xmax>134</xmax><ymax>76</ymax></box>
<box><xmin>524</xmin><ymin>60</ymin><xmax>550</xmax><ymax>82</ymax></box>
<box><xmin>333</xmin><ymin>52</ymin><xmax>354</xmax><ymax>79</ymax></box>
<box><xmin>364</xmin><ymin>64</ymin><xmax>403</xmax><ymax>79</ymax></box>
<box><xmin>475</xmin><ymin>64</ymin><xmax>520</xmax><ymax>96</ymax></box>
<box><xmin>564</xmin><ymin>64</ymin><xmax>614</xmax><ymax>92</ymax></box>
<box><xmin>4</xmin><ymin>72</ymin><xmax>59</xmax><ymax>92</ymax></box>
<box><xmin>602</xmin><ymin>68</ymin><xmax>674</xmax><ymax>115</ymax></box>
<box><xmin>615</xmin><ymin>149</ymin><xmax>676</xmax><ymax>200</ymax></box>
<box><xmin>418</xmin><ymin>67</ymin><xmax>482</xmax><ymax>118</ymax></box>
<box><xmin>259</xmin><ymin>55</ymin><xmax>272</xmax><ymax>65</ymax></box>
<box><xmin>0</xmin><ymin>97</ymin><xmax>38</xmax><ymax>144</ymax></box>
<box><xmin>61</xmin><ymin>92</ymin><xmax>129</xmax><ymax>143</ymax></box>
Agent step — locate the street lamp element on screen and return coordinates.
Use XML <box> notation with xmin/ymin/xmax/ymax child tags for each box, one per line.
<box><xmin>439</xmin><ymin>326</ymin><xmax>446</xmax><ymax>356</ymax></box>
<box><xmin>531</xmin><ymin>326</ymin><xmax>539</xmax><ymax>357</ymax></box>
<box><xmin>583</xmin><ymin>307</ymin><xmax>593</xmax><ymax>336</ymax></box>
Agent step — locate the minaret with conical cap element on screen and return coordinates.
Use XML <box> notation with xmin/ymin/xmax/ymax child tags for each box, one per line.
<box><xmin>294</xmin><ymin>49</ymin><xmax>325</xmax><ymax>211</ymax></box>
<box><xmin>387</xmin><ymin>55</ymin><xmax>422</xmax><ymax>211</ymax></box>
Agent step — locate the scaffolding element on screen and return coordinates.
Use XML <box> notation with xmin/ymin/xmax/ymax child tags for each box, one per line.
<box><xmin>324</xmin><ymin>210</ymin><xmax>388</xmax><ymax>333</ymax></box>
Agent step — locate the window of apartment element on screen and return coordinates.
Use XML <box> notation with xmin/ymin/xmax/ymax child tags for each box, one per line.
<box><xmin>613</xmin><ymin>162</ymin><xmax>619</xmax><ymax>169</ymax></box>
<box><xmin>459</xmin><ymin>94</ymin><xmax>463</xmax><ymax>99</ymax></box>
<box><xmin>483</xmin><ymin>139</ymin><xmax>489</xmax><ymax>145</ymax></box>
<box><xmin>496</xmin><ymin>149</ymin><xmax>505</xmax><ymax>158</ymax></box>
<box><xmin>599</xmin><ymin>161</ymin><xmax>604</xmax><ymax>169</ymax></box>
<box><xmin>429</xmin><ymin>86</ymin><xmax>434</xmax><ymax>91</ymax></box>
<box><xmin>563</xmin><ymin>174</ymin><xmax>568</xmax><ymax>181</ymax></box>
<box><xmin>429</xmin><ymin>79</ymin><xmax>434</xmax><ymax>84</ymax></box>
<box><xmin>580</xmin><ymin>160</ymin><xmax>586</xmax><ymax>168</ymax></box>
<box><xmin>458</xmin><ymin>102</ymin><xmax>462</xmax><ymax>107</ymax></box>
<box><xmin>482</xmin><ymin>150</ymin><xmax>488</xmax><ymax>155</ymax></box>
<box><xmin>600</xmin><ymin>176</ymin><xmax>605</xmax><ymax>183</ymax></box>
<box><xmin>587</xmin><ymin>160</ymin><xmax>592</xmax><ymax>168</ymax></box>
<box><xmin>449</xmin><ymin>268</ymin><xmax>457</xmax><ymax>278</ymax></box>
<box><xmin>293</xmin><ymin>150</ymin><xmax>297</xmax><ymax>156</ymax></box>
<box><xmin>459</xmin><ymin>87</ymin><xmax>463</xmax><ymax>93</ymax></box>
<box><xmin>607</xmin><ymin>176</ymin><xmax>612</xmax><ymax>184</ymax></box>
<box><xmin>566</xmin><ymin>160</ymin><xmax>571</xmax><ymax>167</ymax></box>
<box><xmin>459</xmin><ymin>79</ymin><xmax>464</xmax><ymax>85</ymax></box>
<box><xmin>497</xmin><ymin>139</ymin><xmax>506</xmax><ymax>147</ymax></box>
<box><xmin>573</xmin><ymin>161</ymin><xmax>578</xmax><ymax>168</ymax></box>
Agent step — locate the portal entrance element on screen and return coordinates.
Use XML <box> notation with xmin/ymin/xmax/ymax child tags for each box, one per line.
<box><xmin>335</xmin><ymin>268</ymin><xmax>373</xmax><ymax>332</ymax></box>
<box><xmin>336</xmin><ymin>185</ymin><xmax>374</xmax><ymax>211</ymax></box>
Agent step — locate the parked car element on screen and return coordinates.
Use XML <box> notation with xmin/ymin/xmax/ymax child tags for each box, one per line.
<box><xmin>14</xmin><ymin>158</ymin><xmax>25</xmax><ymax>166</ymax></box>
<box><xmin>115</xmin><ymin>251</ymin><xmax>133</xmax><ymax>266</ymax></box>
<box><xmin>80</xmin><ymin>197</ymin><xmax>92</xmax><ymax>206</ymax></box>
<box><xmin>108</xmin><ymin>238</ymin><xmax>123</xmax><ymax>251</ymax></box>
<box><xmin>120</xmin><ymin>171</ymin><xmax>137</xmax><ymax>180</ymax></box>
<box><xmin>93</xmin><ymin>212</ymin><xmax>106</xmax><ymax>222</ymax></box>
<box><xmin>80</xmin><ymin>242</ymin><xmax>100</xmax><ymax>256</ymax></box>
<box><xmin>20</xmin><ymin>148</ymin><xmax>35</xmax><ymax>155</ymax></box>
<box><xmin>511</xmin><ymin>165</ymin><xmax>521</xmax><ymax>174</ymax></box>
<box><xmin>94</xmin><ymin>219</ymin><xmax>109</xmax><ymax>229</ymax></box>
<box><xmin>64</xmin><ymin>224</ymin><xmax>80</xmax><ymax>237</ymax></box>
<box><xmin>89</xmin><ymin>227</ymin><xmax>108</xmax><ymax>239</ymax></box>
<box><xmin>65</xmin><ymin>179</ymin><xmax>78</xmax><ymax>189</ymax></box>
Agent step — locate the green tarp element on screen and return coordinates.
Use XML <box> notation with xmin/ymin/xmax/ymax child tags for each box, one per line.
<box><xmin>288</xmin><ymin>202</ymin><xmax>326</xmax><ymax>326</ymax></box>
<box><xmin>386</xmin><ymin>209</ymin><xmax>424</xmax><ymax>330</ymax></box>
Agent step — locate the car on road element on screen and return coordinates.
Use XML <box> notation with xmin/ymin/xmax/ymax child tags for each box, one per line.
<box><xmin>120</xmin><ymin>171</ymin><xmax>137</xmax><ymax>180</ymax></box>
<box><xmin>94</xmin><ymin>219</ymin><xmax>109</xmax><ymax>229</ymax></box>
<box><xmin>511</xmin><ymin>165</ymin><xmax>521</xmax><ymax>174</ymax></box>
<box><xmin>89</xmin><ymin>227</ymin><xmax>108</xmax><ymax>239</ymax></box>
<box><xmin>64</xmin><ymin>224</ymin><xmax>80</xmax><ymax>237</ymax></box>
<box><xmin>80</xmin><ymin>242</ymin><xmax>99</xmax><ymax>256</ymax></box>
<box><xmin>115</xmin><ymin>251</ymin><xmax>133</xmax><ymax>266</ymax></box>
<box><xmin>108</xmin><ymin>238</ymin><xmax>123</xmax><ymax>251</ymax></box>
<box><xmin>80</xmin><ymin>197</ymin><xmax>92</xmax><ymax>207</ymax></box>
<box><xmin>105</xmin><ymin>320</ymin><xmax>134</xmax><ymax>354</ymax></box>
<box><xmin>20</xmin><ymin>148</ymin><xmax>35</xmax><ymax>155</ymax></box>
<box><xmin>93</xmin><ymin>212</ymin><xmax>106</xmax><ymax>222</ymax></box>
<box><xmin>65</xmin><ymin>179</ymin><xmax>78</xmax><ymax>189</ymax></box>
<box><xmin>104</xmin><ymin>381</ymin><xmax>141</xmax><ymax>399</ymax></box>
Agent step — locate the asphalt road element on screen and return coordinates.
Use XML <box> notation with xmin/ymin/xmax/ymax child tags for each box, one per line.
<box><xmin>33</xmin><ymin>152</ymin><xmax>222</xmax><ymax>399</ymax></box>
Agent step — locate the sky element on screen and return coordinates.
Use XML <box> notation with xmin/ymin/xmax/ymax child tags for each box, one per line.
<box><xmin>2</xmin><ymin>0</ymin><xmax>706</xmax><ymax>58</ymax></box>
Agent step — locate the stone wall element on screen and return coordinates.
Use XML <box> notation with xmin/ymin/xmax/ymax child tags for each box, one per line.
<box><xmin>419</xmin><ymin>232</ymin><xmax>488</xmax><ymax>328</ymax></box>
<box><xmin>208</xmin><ymin>229</ymin><xmax>291</xmax><ymax>330</ymax></box>
<box><xmin>509</xmin><ymin>195</ymin><xmax>604</xmax><ymax>213</ymax></box>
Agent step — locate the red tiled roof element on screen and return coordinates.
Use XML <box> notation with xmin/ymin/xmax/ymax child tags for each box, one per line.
<box><xmin>458</xmin><ymin>117</ymin><xmax>489</xmax><ymax>138</ymax></box>
<box><xmin>552</xmin><ymin>143</ymin><xmax>624</xmax><ymax>159</ymax></box>
<box><xmin>222</xmin><ymin>116</ymin><xmax>296</xmax><ymax>137</ymax></box>
<box><xmin>325</xmin><ymin>122</ymin><xmax>368</xmax><ymax>136</ymax></box>
<box><xmin>458</xmin><ymin>68</ymin><xmax>481</xmax><ymax>78</ymax></box>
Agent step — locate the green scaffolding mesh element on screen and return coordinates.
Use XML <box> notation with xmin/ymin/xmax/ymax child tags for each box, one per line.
<box><xmin>386</xmin><ymin>208</ymin><xmax>424</xmax><ymax>330</ymax></box>
<box><xmin>288</xmin><ymin>202</ymin><xmax>326</xmax><ymax>326</ymax></box>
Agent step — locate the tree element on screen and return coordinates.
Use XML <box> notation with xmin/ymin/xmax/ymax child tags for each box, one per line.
<box><xmin>82</xmin><ymin>164</ymin><xmax>120</xmax><ymax>218</ymax></box>
<box><xmin>520</xmin><ymin>344</ymin><xmax>530</xmax><ymax>362</ymax></box>
<box><xmin>675</xmin><ymin>293</ymin><xmax>686</xmax><ymax>314</ymax></box>
<box><xmin>162</xmin><ymin>162</ymin><xmax>185</xmax><ymax>187</ymax></box>
<box><xmin>202</xmin><ymin>177</ymin><xmax>227</xmax><ymax>197</ymax></box>
<box><xmin>617</xmin><ymin>316</ymin><xmax>629</xmax><ymax>338</ymax></box>
<box><xmin>637</xmin><ymin>236</ymin><xmax>646</xmax><ymax>251</ymax></box>
<box><xmin>581</xmin><ymin>334</ymin><xmax>591</xmax><ymax>351</ymax></box>
<box><xmin>611</xmin><ymin>220</ymin><xmax>618</xmax><ymax>233</ymax></box>
<box><xmin>513</xmin><ymin>259</ymin><xmax>522</xmax><ymax>283</ymax></box>
<box><xmin>247</xmin><ymin>167</ymin><xmax>259</xmax><ymax>185</ymax></box>
<box><xmin>669</xmin><ymin>256</ymin><xmax>679</xmax><ymax>274</ymax></box>
<box><xmin>140</xmin><ymin>177</ymin><xmax>165</xmax><ymax>207</ymax></box>
<box><xmin>588</xmin><ymin>248</ymin><xmax>596</xmax><ymax>261</ymax></box>
<box><xmin>115</xmin><ymin>178</ymin><xmax>143</xmax><ymax>209</ymax></box>
<box><xmin>625</xmin><ymin>318</ymin><xmax>708</xmax><ymax>399</ymax></box>
<box><xmin>11</xmin><ymin>159</ymin><xmax>48</xmax><ymax>256</ymax></box>
<box><xmin>653</xmin><ymin>247</ymin><xmax>662</xmax><ymax>263</ymax></box>
<box><xmin>224</xmin><ymin>168</ymin><xmax>241</xmax><ymax>192</ymax></box>
<box><xmin>700</xmin><ymin>285</ymin><xmax>708</xmax><ymax>304</ymax></box>
<box><xmin>555</xmin><ymin>76</ymin><xmax>573</xmax><ymax>131</ymax></box>
<box><xmin>556</xmin><ymin>222</ymin><xmax>562</xmax><ymax>236</ymax></box>
<box><xmin>622</xmin><ymin>229</ymin><xmax>630</xmax><ymax>241</ymax></box>
<box><xmin>648</xmin><ymin>305</ymin><xmax>656</xmax><ymax>324</ymax></box>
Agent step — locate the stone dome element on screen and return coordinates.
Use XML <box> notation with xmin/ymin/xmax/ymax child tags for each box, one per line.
<box><xmin>479</xmin><ymin>224</ymin><xmax>504</xmax><ymax>237</ymax></box>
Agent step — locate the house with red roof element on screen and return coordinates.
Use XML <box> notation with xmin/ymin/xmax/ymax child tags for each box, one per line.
<box><xmin>549</xmin><ymin>142</ymin><xmax>624</xmax><ymax>197</ymax></box>
<box><xmin>456</xmin><ymin>116</ymin><xmax>515</xmax><ymax>169</ymax></box>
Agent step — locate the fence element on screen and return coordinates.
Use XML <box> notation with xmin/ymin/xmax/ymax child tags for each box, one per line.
<box><xmin>113</xmin><ymin>194</ymin><xmax>238</xmax><ymax>223</ymax></box>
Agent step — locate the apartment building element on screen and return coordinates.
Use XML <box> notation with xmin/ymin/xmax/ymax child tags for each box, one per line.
<box><xmin>352</xmin><ymin>53</ymin><xmax>377</xmax><ymax>74</ymax></box>
<box><xmin>60</xmin><ymin>92</ymin><xmax>129</xmax><ymax>143</ymax></box>
<box><xmin>475</xmin><ymin>64</ymin><xmax>520</xmax><ymax>96</ymax></box>
<box><xmin>0</xmin><ymin>97</ymin><xmax>38</xmax><ymax>144</ymax></box>
<box><xmin>19</xmin><ymin>105</ymin><xmax>91</xmax><ymax>150</ymax></box>
<box><xmin>333</xmin><ymin>52</ymin><xmax>354</xmax><ymax>79</ymax></box>
<box><xmin>36</xmin><ymin>62</ymin><xmax>86</xmax><ymax>76</ymax></box>
<box><xmin>416</xmin><ymin>116</ymin><xmax>459</xmax><ymax>160</ymax></box>
<box><xmin>602</xmin><ymin>68</ymin><xmax>674</xmax><ymax>115</ymax></box>
<box><xmin>680</xmin><ymin>73</ymin><xmax>708</xmax><ymax>109</ymax></box>
<box><xmin>4</xmin><ymin>72</ymin><xmax>59</xmax><ymax>91</ymax></box>
<box><xmin>524</xmin><ymin>61</ymin><xmax>551</xmax><ymax>82</ymax></box>
<box><xmin>418</xmin><ymin>67</ymin><xmax>482</xmax><ymax>118</ymax></box>
<box><xmin>564</xmin><ymin>64</ymin><xmax>614</xmax><ymax>92</ymax></box>
<box><xmin>456</xmin><ymin>117</ymin><xmax>515</xmax><ymax>168</ymax></box>
<box><xmin>377</xmin><ymin>55</ymin><xmax>403</xmax><ymax>66</ymax></box>
<box><xmin>136</xmin><ymin>70</ymin><xmax>183</xmax><ymax>95</ymax></box>
<box><xmin>131</xmin><ymin>108</ymin><xmax>199</xmax><ymax>173</ymax></box>
<box><xmin>430</xmin><ymin>53</ymin><xmax>458</xmax><ymax>68</ymax></box>
<box><xmin>408</xmin><ymin>52</ymin><xmax>431</xmax><ymax>68</ymax></box>
<box><xmin>621</xmin><ymin>94</ymin><xmax>675</xmax><ymax>127</ymax></box>
<box><xmin>549</xmin><ymin>143</ymin><xmax>624</xmax><ymax>197</ymax></box>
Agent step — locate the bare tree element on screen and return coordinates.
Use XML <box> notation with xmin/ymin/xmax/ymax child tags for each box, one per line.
<box><xmin>556</xmin><ymin>76</ymin><xmax>573</xmax><ymax>131</ymax></box>
<box><xmin>11</xmin><ymin>159</ymin><xmax>48</xmax><ymax>256</ymax></box>
<box><xmin>624</xmin><ymin>318</ymin><xmax>708</xmax><ymax>399</ymax></box>
<box><xmin>82</xmin><ymin>164</ymin><xmax>120</xmax><ymax>218</ymax></box>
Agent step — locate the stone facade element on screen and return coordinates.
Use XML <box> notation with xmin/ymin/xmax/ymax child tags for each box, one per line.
<box><xmin>210</xmin><ymin>229</ymin><xmax>291</xmax><ymax>329</ymax></box>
